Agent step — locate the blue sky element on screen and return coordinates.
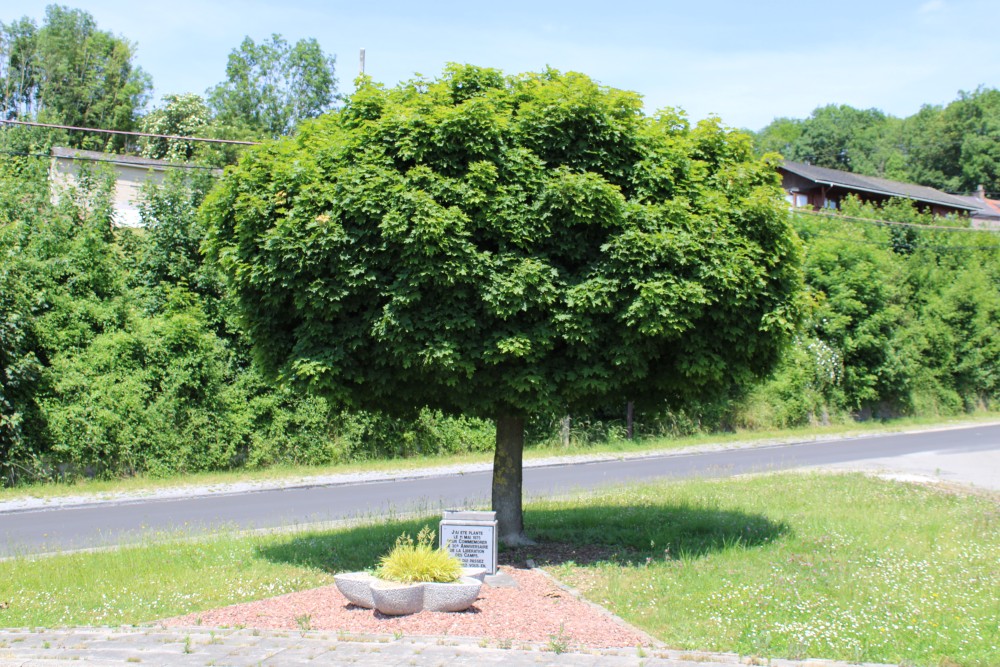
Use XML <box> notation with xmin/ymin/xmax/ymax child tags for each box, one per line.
<box><xmin>8</xmin><ymin>0</ymin><xmax>1000</xmax><ymax>130</ymax></box>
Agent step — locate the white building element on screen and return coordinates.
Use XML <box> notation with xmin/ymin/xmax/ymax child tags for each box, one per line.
<box><xmin>49</xmin><ymin>147</ymin><xmax>219</xmax><ymax>227</ymax></box>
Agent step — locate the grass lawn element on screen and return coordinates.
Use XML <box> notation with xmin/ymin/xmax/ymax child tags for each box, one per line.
<box><xmin>2</xmin><ymin>411</ymin><xmax>998</xmax><ymax>503</ymax></box>
<box><xmin>0</xmin><ymin>473</ymin><xmax>996</xmax><ymax>666</ymax></box>
<box><xmin>537</xmin><ymin>474</ymin><xmax>999</xmax><ymax>667</ymax></box>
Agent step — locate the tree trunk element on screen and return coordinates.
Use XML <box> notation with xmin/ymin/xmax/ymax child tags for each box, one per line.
<box><xmin>492</xmin><ymin>413</ymin><xmax>534</xmax><ymax>546</ymax></box>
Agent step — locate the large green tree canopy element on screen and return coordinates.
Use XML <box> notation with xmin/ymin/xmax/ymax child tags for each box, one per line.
<box><xmin>204</xmin><ymin>65</ymin><xmax>802</xmax><ymax>542</ymax></box>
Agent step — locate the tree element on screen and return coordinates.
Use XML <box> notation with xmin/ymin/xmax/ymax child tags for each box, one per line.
<box><xmin>774</xmin><ymin>104</ymin><xmax>894</xmax><ymax>174</ymax></box>
<box><xmin>206</xmin><ymin>34</ymin><xmax>337</xmax><ymax>139</ymax></box>
<box><xmin>1</xmin><ymin>6</ymin><xmax>151</xmax><ymax>148</ymax></box>
<box><xmin>0</xmin><ymin>17</ymin><xmax>39</xmax><ymax>119</ymax></box>
<box><xmin>948</xmin><ymin>87</ymin><xmax>1000</xmax><ymax>194</ymax></box>
<box><xmin>896</xmin><ymin>104</ymin><xmax>956</xmax><ymax>191</ymax></box>
<box><xmin>203</xmin><ymin>65</ymin><xmax>803</xmax><ymax>544</ymax></box>
<box><xmin>753</xmin><ymin>116</ymin><xmax>803</xmax><ymax>157</ymax></box>
<box><xmin>138</xmin><ymin>93</ymin><xmax>211</xmax><ymax>162</ymax></box>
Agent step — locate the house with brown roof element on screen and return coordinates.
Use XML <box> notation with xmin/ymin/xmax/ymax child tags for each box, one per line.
<box><xmin>777</xmin><ymin>160</ymin><xmax>996</xmax><ymax>224</ymax></box>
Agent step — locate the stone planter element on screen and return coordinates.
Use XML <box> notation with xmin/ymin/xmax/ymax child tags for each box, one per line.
<box><xmin>423</xmin><ymin>576</ymin><xmax>482</xmax><ymax>612</ymax></box>
<box><xmin>333</xmin><ymin>571</ymin><xmax>377</xmax><ymax>609</ymax></box>
<box><xmin>370</xmin><ymin>580</ymin><xmax>425</xmax><ymax>616</ymax></box>
<box><xmin>333</xmin><ymin>572</ymin><xmax>483</xmax><ymax>615</ymax></box>
<box><xmin>461</xmin><ymin>567</ymin><xmax>487</xmax><ymax>582</ymax></box>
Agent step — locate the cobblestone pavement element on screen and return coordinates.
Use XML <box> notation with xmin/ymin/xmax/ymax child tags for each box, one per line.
<box><xmin>0</xmin><ymin>627</ymin><xmax>898</xmax><ymax>667</ymax></box>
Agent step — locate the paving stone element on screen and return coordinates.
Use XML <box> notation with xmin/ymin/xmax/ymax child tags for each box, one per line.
<box><xmin>0</xmin><ymin>627</ymin><xmax>904</xmax><ymax>667</ymax></box>
<box><xmin>484</xmin><ymin>570</ymin><xmax>518</xmax><ymax>587</ymax></box>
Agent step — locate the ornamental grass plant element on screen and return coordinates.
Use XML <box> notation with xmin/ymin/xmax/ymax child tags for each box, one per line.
<box><xmin>374</xmin><ymin>526</ymin><xmax>463</xmax><ymax>584</ymax></box>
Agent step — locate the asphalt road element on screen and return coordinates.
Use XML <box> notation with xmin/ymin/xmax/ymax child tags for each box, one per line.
<box><xmin>1</xmin><ymin>423</ymin><xmax>997</xmax><ymax>557</ymax></box>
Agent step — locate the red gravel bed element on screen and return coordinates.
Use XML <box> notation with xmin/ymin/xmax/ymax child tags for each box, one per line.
<box><xmin>160</xmin><ymin>566</ymin><xmax>651</xmax><ymax>649</ymax></box>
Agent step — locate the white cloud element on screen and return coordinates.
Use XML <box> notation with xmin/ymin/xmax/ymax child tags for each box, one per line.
<box><xmin>919</xmin><ymin>0</ymin><xmax>947</xmax><ymax>14</ymax></box>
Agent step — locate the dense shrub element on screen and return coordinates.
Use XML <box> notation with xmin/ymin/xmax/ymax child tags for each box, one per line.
<box><xmin>2</xmin><ymin>147</ymin><xmax>999</xmax><ymax>483</ymax></box>
<box><xmin>40</xmin><ymin>287</ymin><xmax>241</xmax><ymax>476</ymax></box>
<box><xmin>690</xmin><ymin>203</ymin><xmax>999</xmax><ymax>429</ymax></box>
<box><xmin>0</xmin><ymin>159</ymin><xmax>496</xmax><ymax>483</ymax></box>
<box><xmin>0</xmin><ymin>249</ymin><xmax>43</xmax><ymax>478</ymax></box>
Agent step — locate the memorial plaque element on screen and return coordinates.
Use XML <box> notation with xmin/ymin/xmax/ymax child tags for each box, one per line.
<box><xmin>439</xmin><ymin>510</ymin><xmax>497</xmax><ymax>575</ymax></box>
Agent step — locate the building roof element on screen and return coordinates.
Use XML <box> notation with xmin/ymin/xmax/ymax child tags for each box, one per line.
<box><xmin>50</xmin><ymin>147</ymin><xmax>223</xmax><ymax>177</ymax></box>
<box><xmin>780</xmin><ymin>160</ymin><xmax>979</xmax><ymax>212</ymax></box>
<box><xmin>954</xmin><ymin>194</ymin><xmax>1000</xmax><ymax>221</ymax></box>
<box><xmin>50</xmin><ymin>146</ymin><xmax>187</xmax><ymax>170</ymax></box>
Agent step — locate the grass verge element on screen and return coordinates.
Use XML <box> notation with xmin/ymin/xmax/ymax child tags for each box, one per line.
<box><xmin>0</xmin><ymin>518</ymin><xmax>422</xmax><ymax>627</ymax></box>
<box><xmin>0</xmin><ymin>473</ymin><xmax>996</xmax><ymax>666</ymax></box>
<box><xmin>536</xmin><ymin>474</ymin><xmax>999</xmax><ymax>667</ymax></box>
<box><xmin>2</xmin><ymin>411</ymin><xmax>998</xmax><ymax>503</ymax></box>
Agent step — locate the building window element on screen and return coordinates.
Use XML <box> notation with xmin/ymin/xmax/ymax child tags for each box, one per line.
<box><xmin>785</xmin><ymin>192</ymin><xmax>810</xmax><ymax>207</ymax></box>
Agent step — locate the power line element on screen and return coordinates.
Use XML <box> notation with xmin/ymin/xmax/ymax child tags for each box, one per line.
<box><xmin>792</xmin><ymin>207</ymin><xmax>1000</xmax><ymax>233</ymax></box>
<box><xmin>0</xmin><ymin>119</ymin><xmax>260</xmax><ymax>145</ymax></box>
<box><xmin>801</xmin><ymin>230</ymin><xmax>1000</xmax><ymax>251</ymax></box>
<box><xmin>0</xmin><ymin>149</ymin><xmax>222</xmax><ymax>171</ymax></box>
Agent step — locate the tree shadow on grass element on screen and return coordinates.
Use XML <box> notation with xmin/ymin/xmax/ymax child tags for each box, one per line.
<box><xmin>504</xmin><ymin>504</ymin><xmax>788</xmax><ymax>568</ymax></box>
<box><xmin>255</xmin><ymin>504</ymin><xmax>788</xmax><ymax>573</ymax></box>
<box><xmin>256</xmin><ymin>516</ymin><xmax>432</xmax><ymax>574</ymax></box>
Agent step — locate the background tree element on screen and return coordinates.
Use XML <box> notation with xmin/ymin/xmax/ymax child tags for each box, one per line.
<box><xmin>0</xmin><ymin>149</ymin><xmax>496</xmax><ymax>486</ymax></box>
<box><xmin>895</xmin><ymin>88</ymin><xmax>1000</xmax><ymax>194</ymax></box>
<box><xmin>751</xmin><ymin>116</ymin><xmax>802</xmax><ymax>157</ymax></box>
<box><xmin>764</xmin><ymin>104</ymin><xmax>896</xmax><ymax>175</ymax></box>
<box><xmin>0</xmin><ymin>5</ymin><xmax>151</xmax><ymax>149</ymax></box>
<box><xmin>206</xmin><ymin>34</ymin><xmax>337</xmax><ymax>139</ymax></box>
<box><xmin>797</xmin><ymin>215</ymin><xmax>913</xmax><ymax>414</ymax></box>
<box><xmin>0</xmin><ymin>17</ymin><xmax>39</xmax><ymax>119</ymax></box>
<box><xmin>0</xmin><ymin>223</ymin><xmax>43</xmax><ymax>480</ymax></box>
<box><xmin>947</xmin><ymin>87</ymin><xmax>1000</xmax><ymax>194</ymax></box>
<box><xmin>203</xmin><ymin>65</ymin><xmax>803</xmax><ymax>545</ymax></box>
<box><xmin>893</xmin><ymin>104</ymin><xmax>954</xmax><ymax>191</ymax></box>
<box><xmin>138</xmin><ymin>93</ymin><xmax>211</xmax><ymax>162</ymax></box>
